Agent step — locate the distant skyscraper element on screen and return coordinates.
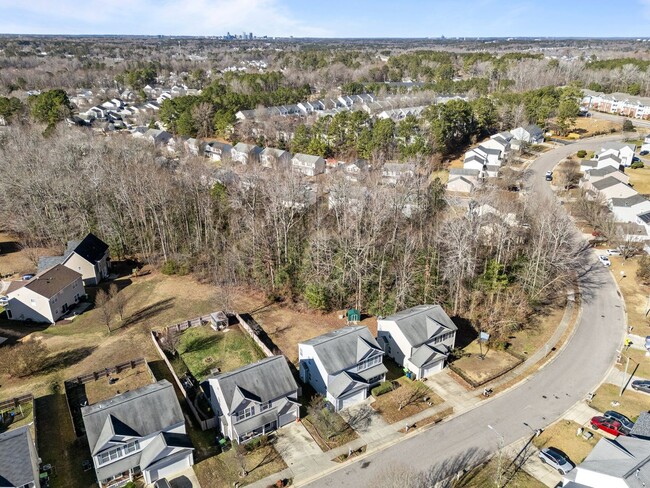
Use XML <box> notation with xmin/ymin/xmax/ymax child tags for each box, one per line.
<box><xmin>249</xmin><ymin>32</ymin><xmax>254</xmax><ymax>40</ymax></box>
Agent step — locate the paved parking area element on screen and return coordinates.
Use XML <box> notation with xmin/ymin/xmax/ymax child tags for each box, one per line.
<box><xmin>145</xmin><ymin>467</ymin><xmax>201</xmax><ymax>488</ymax></box>
<box><xmin>274</xmin><ymin>422</ymin><xmax>329</xmax><ymax>480</ymax></box>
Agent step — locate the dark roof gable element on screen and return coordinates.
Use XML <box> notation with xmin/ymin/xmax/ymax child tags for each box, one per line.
<box><xmin>70</xmin><ymin>233</ymin><xmax>109</xmax><ymax>264</ymax></box>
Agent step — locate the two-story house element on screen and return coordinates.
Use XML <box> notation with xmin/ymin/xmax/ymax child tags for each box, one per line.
<box><xmin>38</xmin><ymin>233</ymin><xmax>110</xmax><ymax>286</ymax></box>
<box><xmin>5</xmin><ymin>264</ymin><xmax>84</xmax><ymax>323</ymax></box>
<box><xmin>299</xmin><ymin>326</ymin><xmax>387</xmax><ymax>411</ymax></box>
<box><xmin>81</xmin><ymin>380</ymin><xmax>194</xmax><ymax>488</ymax></box>
<box><xmin>382</xmin><ymin>163</ymin><xmax>415</xmax><ymax>184</ymax></box>
<box><xmin>260</xmin><ymin>148</ymin><xmax>291</xmax><ymax>169</ymax></box>
<box><xmin>0</xmin><ymin>426</ymin><xmax>41</xmax><ymax>488</ymax></box>
<box><xmin>206</xmin><ymin>356</ymin><xmax>300</xmax><ymax>443</ymax></box>
<box><xmin>231</xmin><ymin>143</ymin><xmax>262</xmax><ymax>165</ymax></box>
<box><xmin>291</xmin><ymin>153</ymin><xmax>325</xmax><ymax>176</ymax></box>
<box><xmin>377</xmin><ymin>304</ymin><xmax>457</xmax><ymax>379</ymax></box>
<box><xmin>204</xmin><ymin>141</ymin><xmax>232</xmax><ymax>162</ymax></box>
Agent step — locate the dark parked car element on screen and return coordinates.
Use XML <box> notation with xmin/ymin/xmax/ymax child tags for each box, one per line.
<box><xmin>604</xmin><ymin>410</ymin><xmax>634</xmax><ymax>434</ymax></box>
<box><xmin>538</xmin><ymin>447</ymin><xmax>574</xmax><ymax>475</ymax></box>
<box><xmin>640</xmin><ymin>150</ymin><xmax>649</xmax><ymax>156</ymax></box>
<box><xmin>590</xmin><ymin>416</ymin><xmax>626</xmax><ymax>436</ymax></box>
<box><xmin>631</xmin><ymin>380</ymin><xmax>650</xmax><ymax>394</ymax></box>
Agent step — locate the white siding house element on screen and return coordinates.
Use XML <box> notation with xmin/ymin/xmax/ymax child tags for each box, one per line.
<box><xmin>377</xmin><ymin>305</ymin><xmax>457</xmax><ymax>379</ymax></box>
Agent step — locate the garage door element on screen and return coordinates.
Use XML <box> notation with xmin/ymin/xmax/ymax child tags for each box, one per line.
<box><xmin>147</xmin><ymin>454</ymin><xmax>192</xmax><ymax>483</ymax></box>
<box><xmin>422</xmin><ymin>360</ymin><xmax>444</xmax><ymax>378</ymax></box>
<box><xmin>338</xmin><ymin>389</ymin><xmax>366</xmax><ymax>410</ymax></box>
<box><xmin>279</xmin><ymin>410</ymin><xmax>297</xmax><ymax>427</ymax></box>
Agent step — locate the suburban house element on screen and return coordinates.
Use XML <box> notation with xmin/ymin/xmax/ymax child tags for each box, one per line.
<box><xmin>291</xmin><ymin>153</ymin><xmax>325</xmax><ymax>176</ymax></box>
<box><xmin>471</xmin><ymin>145</ymin><xmax>503</xmax><ymax>166</ymax></box>
<box><xmin>463</xmin><ymin>152</ymin><xmax>487</xmax><ymax>172</ymax></box>
<box><xmin>38</xmin><ymin>233</ymin><xmax>110</xmax><ymax>286</ymax></box>
<box><xmin>382</xmin><ymin>163</ymin><xmax>415</xmax><ymax>184</ymax></box>
<box><xmin>205</xmin><ymin>356</ymin><xmax>300</xmax><ymax>443</ymax></box>
<box><xmin>581</xmin><ymin>166</ymin><xmax>630</xmax><ymax>186</ymax></box>
<box><xmin>377</xmin><ymin>304</ymin><xmax>457</xmax><ymax>379</ymax></box>
<box><xmin>231</xmin><ymin>143</ymin><xmax>262</xmax><ymax>165</ymax></box>
<box><xmin>81</xmin><ymin>380</ymin><xmax>194</xmax><ymax>488</ymax></box>
<box><xmin>299</xmin><ymin>326</ymin><xmax>388</xmax><ymax>411</ymax></box>
<box><xmin>0</xmin><ymin>426</ymin><xmax>41</xmax><ymax>488</ymax></box>
<box><xmin>594</xmin><ymin>153</ymin><xmax>623</xmax><ymax>171</ymax></box>
<box><xmin>588</xmin><ymin>177</ymin><xmax>637</xmax><ymax>201</ymax></box>
<box><xmin>630</xmin><ymin>412</ymin><xmax>650</xmax><ymax>441</ymax></box>
<box><xmin>6</xmin><ymin>264</ymin><xmax>84</xmax><ymax>323</ymax></box>
<box><xmin>204</xmin><ymin>141</ymin><xmax>232</xmax><ymax>162</ymax></box>
<box><xmin>343</xmin><ymin>159</ymin><xmax>369</xmax><ymax>181</ymax></box>
<box><xmin>597</xmin><ymin>143</ymin><xmax>636</xmax><ymax>167</ymax></box>
<box><xmin>610</xmin><ymin>194</ymin><xmax>650</xmax><ymax>223</ymax></box>
<box><xmin>561</xmin><ymin>436</ymin><xmax>650</xmax><ymax>487</ymax></box>
<box><xmin>447</xmin><ymin>168</ymin><xmax>481</xmax><ymax>194</ymax></box>
<box><xmin>582</xmin><ymin>88</ymin><xmax>650</xmax><ymax>120</ymax></box>
<box><xmin>511</xmin><ymin>125</ymin><xmax>544</xmax><ymax>144</ymax></box>
<box><xmin>260</xmin><ymin>147</ymin><xmax>291</xmax><ymax>168</ymax></box>
<box><xmin>481</xmin><ymin>132</ymin><xmax>512</xmax><ymax>153</ymax></box>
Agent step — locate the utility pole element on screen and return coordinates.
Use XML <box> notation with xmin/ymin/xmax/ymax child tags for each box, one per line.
<box><xmin>620</xmin><ymin>355</ymin><xmax>637</xmax><ymax>396</ymax></box>
<box><xmin>488</xmin><ymin>424</ymin><xmax>505</xmax><ymax>487</ymax></box>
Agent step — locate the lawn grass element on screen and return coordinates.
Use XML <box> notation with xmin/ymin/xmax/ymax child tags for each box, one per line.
<box><xmin>0</xmin><ymin>400</ymin><xmax>34</xmax><ymax>436</ymax></box>
<box><xmin>82</xmin><ymin>362</ymin><xmax>154</xmax><ymax>405</ymax></box>
<box><xmin>194</xmin><ymin>444</ymin><xmax>287</xmax><ymax>488</ymax></box>
<box><xmin>35</xmin><ymin>393</ymin><xmax>97</xmax><ymax>488</ymax></box>
<box><xmin>533</xmin><ymin>420</ymin><xmax>602</xmax><ymax>464</ymax></box>
<box><xmin>176</xmin><ymin>324</ymin><xmax>266</xmax><ymax>381</ymax></box>
<box><xmin>608</xmin><ymin>255</ymin><xmax>649</xmax><ymax>328</ymax></box>
<box><xmin>590</xmin><ymin>383</ymin><xmax>650</xmax><ymax>422</ymax></box>
<box><xmin>451</xmin><ymin>340</ymin><xmax>522</xmax><ymax>385</ymax></box>
<box><xmin>454</xmin><ymin>456</ymin><xmax>546</xmax><ymax>488</ymax></box>
<box><xmin>371</xmin><ymin>378</ymin><xmax>443</xmax><ymax>424</ymax></box>
<box><xmin>627</xmin><ymin>166</ymin><xmax>650</xmax><ymax>195</ymax></box>
<box><xmin>616</xmin><ymin>348</ymin><xmax>650</xmax><ymax>379</ymax></box>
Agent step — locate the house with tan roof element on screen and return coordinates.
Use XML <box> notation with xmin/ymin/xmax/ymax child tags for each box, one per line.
<box><xmin>5</xmin><ymin>264</ymin><xmax>84</xmax><ymax>323</ymax></box>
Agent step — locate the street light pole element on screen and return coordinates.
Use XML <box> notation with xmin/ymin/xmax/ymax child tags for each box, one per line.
<box><xmin>488</xmin><ymin>424</ymin><xmax>505</xmax><ymax>487</ymax></box>
<box><xmin>620</xmin><ymin>355</ymin><xmax>638</xmax><ymax>396</ymax></box>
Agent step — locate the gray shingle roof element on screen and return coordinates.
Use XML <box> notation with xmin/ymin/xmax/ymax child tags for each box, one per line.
<box><xmin>410</xmin><ymin>344</ymin><xmax>447</xmax><ymax>367</ymax></box>
<box><xmin>0</xmin><ymin>426</ymin><xmax>39</xmax><ymax>487</ymax></box>
<box><xmin>301</xmin><ymin>326</ymin><xmax>383</xmax><ymax>375</ymax></box>
<box><xmin>381</xmin><ymin>305</ymin><xmax>457</xmax><ymax>348</ymax></box>
<box><xmin>630</xmin><ymin>412</ymin><xmax>650</xmax><ymax>440</ymax></box>
<box><xmin>610</xmin><ymin>194</ymin><xmax>649</xmax><ymax>208</ymax></box>
<box><xmin>82</xmin><ymin>380</ymin><xmax>183</xmax><ymax>456</ymax></box>
<box><xmin>19</xmin><ymin>264</ymin><xmax>82</xmax><ymax>299</ymax></box>
<box><xmin>68</xmin><ymin>233</ymin><xmax>109</xmax><ymax>265</ymax></box>
<box><xmin>587</xmin><ymin>166</ymin><xmax>620</xmax><ymax>178</ymax></box>
<box><xmin>293</xmin><ymin>153</ymin><xmax>323</xmax><ymax>165</ymax></box>
<box><xmin>576</xmin><ymin>436</ymin><xmax>650</xmax><ymax>483</ymax></box>
<box><xmin>592</xmin><ymin>176</ymin><xmax>626</xmax><ymax>190</ymax></box>
<box><xmin>449</xmin><ymin>168</ymin><xmax>481</xmax><ymax>176</ymax></box>
<box><xmin>139</xmin><ymin>432</ymin><xmax>193</xmax><ymax>469</ymax></box>
<box><xmin>581</xmin><ymin>159</ymin><xmax>598</xmax><ymax>168</ymax></box>
<box><xmin>37</xmin><ymin>255</ymin><xmax>65</xmax><ymax>273</ymax></box>
<box><xmin>210</xmin><ymin>356</ymin><xmax>298</xmax><ymax>412</ymax></box>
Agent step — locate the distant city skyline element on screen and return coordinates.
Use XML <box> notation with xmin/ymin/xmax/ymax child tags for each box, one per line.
<box><xmin>1</xmin><ymin>0</ymin><xmax>650</xmax><ymax>38</ymax></box>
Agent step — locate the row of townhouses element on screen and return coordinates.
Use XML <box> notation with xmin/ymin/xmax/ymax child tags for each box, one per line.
<box><xmin>581</xmin><ymin>89</ymin><xmax>650</xmax><ymax>120</ymax></box>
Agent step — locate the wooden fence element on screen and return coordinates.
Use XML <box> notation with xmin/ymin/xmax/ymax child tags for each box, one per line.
<box><xmin>150</xmin><ymin>330</ymin><xmax>217</xmax><ymax>431</ymax></box>
<box><xmin>64</xmin><ymin>358</ymin><xmax>147</xmax><ymax>388</ymax></box>
<box><xmin>163</xmin><ymin>311</ymin><xmax>229</xmax><ymax>336</ymax></box>
<box><xmin>0</xmin><ymin>393</ymin><xmax>33</xmax><ymax>411</ymax></box>
<box><xmin>235</xmin><ymin>313</ymin><xmax>282</xmax><ymax>357</ymax></box>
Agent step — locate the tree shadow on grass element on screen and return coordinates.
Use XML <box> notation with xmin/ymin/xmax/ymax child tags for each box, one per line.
<box><xmin>182</xmin><ymin>334</ymin><xmax>222</xmax><ymax>354</ymax></box>
<box><xmin>120</xmin><ymin>298</ymin><xmax>175</xmax><ymax>328</ymax></box>
<box><xmin>42</xmin><ymin>346</ymin><xmax>97</xmax><ymax>374</ymax></box>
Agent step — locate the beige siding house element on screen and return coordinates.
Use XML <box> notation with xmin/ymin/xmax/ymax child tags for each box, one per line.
<box><xmin>6</xmin><ymin>265</ymin><xmax>84</xmax><ymax>323</ymax></box>
<box><xmin>39</xmin><ymin>233</ymin><xmax>110</xmax><ymax>286</ymax></box>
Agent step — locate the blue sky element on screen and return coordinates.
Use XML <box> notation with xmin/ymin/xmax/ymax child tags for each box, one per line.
<box><xmin>1</xmin><ymin>0</ymin><xmax>649</xmax><ymax>38</ymax></box>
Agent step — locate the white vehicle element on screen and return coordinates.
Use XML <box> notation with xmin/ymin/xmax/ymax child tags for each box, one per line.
<box><xmin>606</xmin><ymin>249</ymin><xmax>622</xmax><ymax>256</ymax></box>
<box><xmin>598</xmin><ymin>255</ymin><xmax>611</xmax><ymax>267</ymax></box>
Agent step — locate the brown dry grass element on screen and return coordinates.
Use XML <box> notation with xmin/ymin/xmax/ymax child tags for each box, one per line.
<box><xmin>533</xmin><ymin>420</ymin><xmax>602</xmax><ymax>464</ymax></box>
<box><xmin>565</xmin><ymin>117</ymin><xmax>618</xmax><ymax>138</ymax></box>
<box><xmin>0</xmin><ymin>232</ymin><xmax>57</xmax><ymax>279</ymax></box>
<box><xmin>608</xmin><ymin>256</ymin><xmax>649</xmax><ymax>329</ymax></box>
<box><xmin>398</xmin><ymin>406</ymin><xmax>453</xmax><ymax>433</ymax></box>
<box><xmin>452</xmin><ymin>341</ymin><xmax>521</xmax><ymax>384</ymax></box>
<box><xmin>371</xmin><ymin>378</ymin><xmax>443</xmax><ymax>424</ymax></box>
<box><xmin>83</xmin><ymin>362</ymin><xmax>155</xmax><ymax>405</ymax></box>
<box><xmin>616</xmin><ymin>348</ymin><xmax>650</xmax><ymax>379</ymax></box>
<box><xmin>627</xmin><ymin>166</ymin><xmax>650</xmax><ymax>195</ymax></box>
<box><xmin>590</xmin><ymin>383</ymin><xmax>650</xmax><ymax>421</ymax></box>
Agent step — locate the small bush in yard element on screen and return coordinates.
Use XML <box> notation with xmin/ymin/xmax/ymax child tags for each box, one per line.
<box><xmin>577</xmin><ymin>150</ymin><xmax>587</xmax><ymax>158</ymax></box>
<box><xmin>372</xmin><ymin>381</ymin><xmax>395</xmax><ymax>397</ymax></box>
<box><xmin>161</xmin><ymin>259</ymin><xmax>178</xmax><ymax>275</ymax></box>
<box><xmin>631</xmin><ymin>161</ymin><xmax>644</xmax><ymax>169</ymax></box>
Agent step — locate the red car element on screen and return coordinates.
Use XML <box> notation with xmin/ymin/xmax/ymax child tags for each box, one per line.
<box><xmin>590</xmin><ymin>416</ymin><xmax>625</xmax><ymax>436</ymax></box>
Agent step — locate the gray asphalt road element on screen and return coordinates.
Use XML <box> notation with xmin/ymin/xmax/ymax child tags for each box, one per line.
<box><xmin>304</xmin><ymin>137</ymin><xmax>628</xmax><ymax>487</ymax></box>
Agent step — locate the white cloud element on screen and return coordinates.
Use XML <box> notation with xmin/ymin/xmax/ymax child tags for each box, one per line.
<box><xmin>0</xmin><ymin>0</ymin><xmax>331</xmax><ymax>37</ymax></box>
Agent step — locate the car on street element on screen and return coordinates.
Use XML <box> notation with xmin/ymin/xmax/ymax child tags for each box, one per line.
<box><xmin>545</xmin><ymin>171</ymin><xmax>553</xmax><ymax>181</ymax></box>
<box><xmin>633</xmin><ymin>156</ymin><xmax>641</xmax><ymax>163</ymax></box>
<box><xmin>590</xmin><ymin>416</ymin><xmax>626</xmax><ymax>436</ymax></box>
<box><xmin>21</xmin><ymin>274</ymin><xmax>34</xmax><ymax>281</ymax></box>
<box><xmin>604</xmin><ymin>410</ymin><xmax>634</xmax><ymax>434</ymax></box>
<box><xmin>631</xmin><ymin>380</ymin><xmax>650</xmax><ymax>394</ymax></box>
<box><xmin>538</xmin><ymin>447</ymin><xmax>574</xmax><ymax>475</ymax></box>
<box><xmin>598</xmin><ymin>255</ymin><xmax>611</xmax><ymax>267</ymax></box>
<box><xmin>606</xmin><ymin>249</ymin><xmax>622</xmax><ymax>256</ymax></box>
<box><xmin>645</xmin><ymin>336</ymin><xmax>650</xmax><ymax>352</ymax></box>
<box><xmin>641</xmin><ymin>150</ymin><xmax>649</xmax><ymax>156</ymax></box>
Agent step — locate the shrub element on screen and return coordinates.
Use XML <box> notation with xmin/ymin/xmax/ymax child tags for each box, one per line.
<box><xmin>371</xmin><ymin>381</ymin><xmax>395</xmax><ymax>397</ymax></box>
<box><xmin>161</xmin><ymin>259</ymin><xmax>178</xmax><ymax>275</ymax></box>
<box><xmin>304</xmin><ymin>283</ymin><xmax>329</xmax><ymax>311</ymax></box>
<box><xmin>576</xmin><ymin>150</ymin><xmax>587</xmax><ymax>158</ymax></box>
<box><xmin>631</xmin><ymin>161</ymin><xmax>644</xmax><ymax>169</ymax></box>
<box><xmin>622</xmin><ymin>119</ymin><xmax>634</xmax><ymax>132</ymax></box>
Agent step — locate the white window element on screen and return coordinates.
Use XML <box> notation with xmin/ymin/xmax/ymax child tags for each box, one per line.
<box><xmin>358</xmin><ymin>355</ymin><xmax>382</xmax><ymax>371</ymax></box>
<box><xmin>235</xmin><ymin>406</ymin><xmax>254</xmax><ymax>422</ymax></box>
<box><xmin>124</xmin><ymin>440</ymin><xmax>140</xmax><ymax>454</ymax></box>
<box><xmin>260</xmin><ymin>401</ymin><xmax>272</xmax><ymax>412</ymax></box>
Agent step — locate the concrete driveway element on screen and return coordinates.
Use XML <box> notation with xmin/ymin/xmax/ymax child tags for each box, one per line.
<box><xmin>302</xmin><ymin>136</ymin><xmax>628</xmax><ymax>488</ymax></box>
<box><xmin>274</xmin><ymin>422</ymin><xmax>332</xmax><ymax>480</ymax></box>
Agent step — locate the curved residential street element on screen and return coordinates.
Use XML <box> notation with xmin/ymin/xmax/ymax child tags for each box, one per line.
<box><xmin>304</xmin><ymin>136</ymin><xmax>629</xmax><ymax>487</ymax></box>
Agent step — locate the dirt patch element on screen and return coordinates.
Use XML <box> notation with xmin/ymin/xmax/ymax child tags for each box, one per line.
<box><xmin>533</xmin><ymin>419</ymin><xmax>602</xmax><ymax>464</ymax></box>
<box><xmin>302</xmin><ymin>414</ymin><xmax>358</xmax><ymax>452</ymax></box>
<box><xmin>81</xmin><ymin>362</ymin><xmax>155</xmax><ymax>405</ymax></box>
